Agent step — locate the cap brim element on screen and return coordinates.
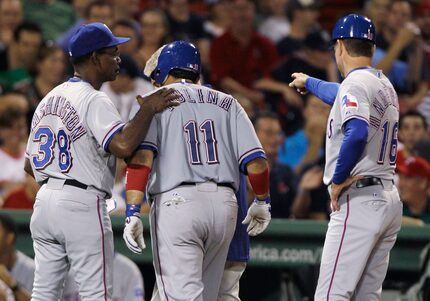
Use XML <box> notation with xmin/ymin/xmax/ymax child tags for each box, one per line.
<box><xmin>108</xmin><ymin>36</ymin><xmax>130</xmax><ymax>47</ymax></box>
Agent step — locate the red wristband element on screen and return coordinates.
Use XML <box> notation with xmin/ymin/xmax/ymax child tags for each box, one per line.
<box><xmin>248</xmin><ymin>168</ymin><xmax>270</xmax><ymax>195</ymax></box>
<box><xmin>125</xmin><ymin>164</ymin><xmax>151</xmax><ymax>192</ymax></box>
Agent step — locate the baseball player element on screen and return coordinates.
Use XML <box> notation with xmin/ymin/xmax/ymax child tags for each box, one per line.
<box><xmin>62</xmin><ymin>253</ymin><xmax>145</xmax><ymax>301</ymax></box>
<box><xmin>289</xmin><ymin>14</ymin><xmax>403</xmax><ymax>300</ymax></box>
<box><xmin>24</xmin><ymin>22</ymin><xmax>179</xmax><ymax>301</ymax></box>
<box><xmin>123</xmin><ymin>40</ymin><xmax>271</xmax><ymax>301</ymax></box>
<box><xmin>218</xmin><ymin>173</ymin><xmax>250</xmax><ymax>301</ymax></box>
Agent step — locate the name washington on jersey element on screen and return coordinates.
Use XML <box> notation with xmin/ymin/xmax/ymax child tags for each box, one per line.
<box><xmin>31</xmin><ymin>95</ymin><xmax>87</xmax><ymax>141</ymax></box>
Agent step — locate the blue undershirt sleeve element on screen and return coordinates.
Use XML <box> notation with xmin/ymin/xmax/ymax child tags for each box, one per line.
<box><xmin>331</xmin><ymin>118</ymin><xmax>368</xmax><ymax>184</ymax></box>
<box><xmin>305</xmin><ymin>77</ymin><xmax>340</xmax><ymax>106</ymax></box>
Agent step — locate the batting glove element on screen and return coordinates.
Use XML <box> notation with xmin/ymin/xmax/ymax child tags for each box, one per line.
<box><xmin>242</xmin><ymin>197</ymin><xmax>271</xmax><ymax>236</ymax></box>
<box><xmin>123</xmin><ymin>204</ymin><xmax>146</xmax><ymax>254</ymax></box>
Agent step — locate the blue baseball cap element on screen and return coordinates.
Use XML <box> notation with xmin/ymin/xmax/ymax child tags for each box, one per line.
<box><xmin>68</xmin><ymin>22</ymin><xmax>130</xmax><ymax>58</ymax></box>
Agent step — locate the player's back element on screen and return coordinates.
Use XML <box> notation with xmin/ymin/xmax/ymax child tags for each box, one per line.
<box><xmin>325</xmin><ymin>68</ymin><xmax>399</xmax><ymax>183</ymax></box>
<box><xmin>26</xmin><ymin>79</ymin><xmax>122</xmax><ymax>195</ymax></box>
<box><xmin>142</xmin><ymin>82</ymin><xmax>263</xmax><ymax>195</ymax></box>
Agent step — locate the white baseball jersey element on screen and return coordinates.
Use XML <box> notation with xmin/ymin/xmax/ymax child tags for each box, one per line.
<box><xmin>10</xmin><ymin>251</ymin><xmax>35</xmax><ymax>294</ymax></box>
<box><xmin>130</xmin><ymin>82</ymin><xmax>265</xmax><ymax>195</ymax></box>
<box><xmin>324</xmin><ymin>67</ymin><xmax>399</xmax><ymax>184</ymax></box>
<box><xmin>25</xmin><ymin>78</ymin><xmax>125</xmax><ymax>197</ymax></box>
<box><xmin>62</xmin><ymin>253</ymin><xmax>145</xmax><ymax>301</ymax></box>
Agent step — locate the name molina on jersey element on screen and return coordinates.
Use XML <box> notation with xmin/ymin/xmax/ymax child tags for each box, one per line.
<box><xmin>174</xmin><ymin>87</ymin><xmax>234</xmax><ymax>112</ymax></box>
<box><xmin>31</xmin><ymin>95</ymin><xmax>87</xmax><ymax>141</ymax></box>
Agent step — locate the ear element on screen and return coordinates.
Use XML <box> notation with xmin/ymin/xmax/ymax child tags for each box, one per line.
<box><xmin>90</xmin><ymin>52</ymin><xmax>102</xmax><ymax>67</ymax></box>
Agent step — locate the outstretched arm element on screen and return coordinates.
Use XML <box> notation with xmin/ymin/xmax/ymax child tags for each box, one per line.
<box><xmin>289</xmin><ymin>73</ymin><xmax>340</xmax><ymax>105</ymax></box>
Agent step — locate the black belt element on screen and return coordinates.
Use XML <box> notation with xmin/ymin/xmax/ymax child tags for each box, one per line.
<box><xmin>180</xmin><ymin>182</ymin><xmax>235</xmax><ymax>191</ymax></box>
<box><xmin>355</xmin><ymin>177</ymin><xmax>382</xmax><ymax>188</ymax></box>
<box><xmin>41</xmin><ymin>178</ymin><xmax>88</xmax><ymax>190</ymax></box>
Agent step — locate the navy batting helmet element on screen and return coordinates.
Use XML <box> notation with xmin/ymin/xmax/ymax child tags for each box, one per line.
<box><xmin>151</xmin><ymin>40</ymin><xmax>201</xmax><ymax>86</ymax></box>
<box><xmin>331</xmin><ymin>14</ymin><xmax>376</xmax><ymax>44</ymax></box>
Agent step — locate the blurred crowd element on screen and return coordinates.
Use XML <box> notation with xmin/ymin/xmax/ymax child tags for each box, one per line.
<box><xmin>1</xmin><ymin>0</ymin><xmax>430</xmax><ymax>226</ymax></box>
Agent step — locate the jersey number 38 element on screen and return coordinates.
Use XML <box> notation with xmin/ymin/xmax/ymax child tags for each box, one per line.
<box><xmin>31</xmin><ymin>126</ymin><xmax>72</xmax><ymax>172</ymax></box>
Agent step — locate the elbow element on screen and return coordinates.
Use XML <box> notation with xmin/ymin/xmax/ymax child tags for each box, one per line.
<box><xmin>109</xmin><ymin>142</ymin><xmax>135</xmax><ymax>159</ymax></box>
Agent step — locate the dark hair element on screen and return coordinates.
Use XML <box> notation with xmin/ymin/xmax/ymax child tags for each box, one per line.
<box><xmin>69</xmin><ymin>52</ymin><xmax>92</xmax><ymax>66</ymax></box>
<box><xmin>84</xmin><ymin>0</ymin><xmax>112</xmax><ymax>19</ymax></box>
<box><xmin>252</xmin><ymin>111</ymin><xmax>280</xmax><ymax>128</ymax></box>
<box><xmin>399</xmin><ymin>111</ymin><xmax>428</xmax><ymax>130</ymax></box>
<box><xmin>13</xmin><ymin>21</ymin><xmax>42</xmax><ymax>42</ymax></box>
<box><xmin>169</xmin><ymin>69</ymin><xmax>199</xmax><ymax>83</ymax></box>
<box><xmin>341</xmin><ymin>39</ymin><xmax>374</xmax><ymax>57</ymax></box>
<box><xmin>140</xmin><ymin>8</ymin><xmax>171</xmax><ymax>46</ymax></box>
<box><xmin>0</xmin><ymin>107</ymin><xmax>25</xmax><ymax>128</ymax></box>
<box><xmin>38</xmin><ymin>43</ymin><xmax>65</xmax><ymax>61</ymax></box>
<box><xmin>113</xmin><ymin>19</ymin><xmax>141</xmax><ymax>46</ymax></box>
<box><xmin>0</xmin><ymin>214</ymin><xmax>17</xmax><ymax>239</ymax></box>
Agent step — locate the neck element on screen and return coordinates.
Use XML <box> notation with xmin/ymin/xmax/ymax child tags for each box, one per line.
<box><xmin>73</xmin><ymin>70</ymin><xmax>103</xmax><ymax>90</ymax></box>
<box><xmin>1</xmin><ymin>144</ymin><xmax>22</xmax><ymax>156</ymax></box>
<box><xmin>289</xmin><ymin>21</ymin><xmax>308</xmax><ymax>39</ymax></box>
<box><xmin>231</xmin><ymin>27</ymin><xmax>252</xmax><ymax>46</ymax></box>
<box><xmin>35</xmin><ymin>76</ymin><xmax>55</xmax><ymax>96</ymax></box>
<box><xmin>408</xmin><ymin>196</ymin><xmax>428</xmax><ymax>215</ymax></box>
<box><xmin>342</xmin><ymin>58</ymin><xmax>372</xmax><ymax>78</ymax></box>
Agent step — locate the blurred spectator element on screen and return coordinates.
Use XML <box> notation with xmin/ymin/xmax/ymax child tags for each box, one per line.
<box><xmin>413</xmin><ymin>138</ymin><xmax>430</xmax><ymax>163</ymax></box>
<box><xmin>290</xmin><ymin>162</ymin><xmax>329</xmax><ymax>220</ymax></box>
<box><xmin>113</xmin><ymin>0</ymin><xmax>140</xmax><ymax>23</ymax></box>
<box><xmin>100</xmin><ymin>54</ymin><xmax>153</xmax><ymax>122</ymax></box>
<box><xmin>276</xmin><ymin>0</ymin><xmax>320</xmax><ymax>57</ymax></box>
<box><xmin>234</xmin><ymin>93</ymin><xmax>256</xmax><ymax>120</ymax></box>
<box><xmin>255</xmin><ymin>29</ymin><xmax>336</xmax><ymax>135</ymax></box>
<box><xmin>165</xmin><ymin>0</ymin><xmax>210</xmax><ymax>73</ymax></box>
<box><xmin>0</xmin><ymin>213</ymin><xmax>33</xmax><ymax>301</ymax></box>
<box><xmin>135</xmin><ymin>8</ymin><xmax>170</xmax><ymax>70</ymax></box>
<box><xmin>0</xmin><ymin>93</ymin><xmax>28</xmax><ymax>114</ymax></box>
<box><xmin>254</xmin><ymin>112</ymin><xmax>297</xmax><ymax>218</ymax></box>
<box><xmin>0</xmin><ymin>0</ymin><xmax>23</xmax><ymax>48</ymax></box>
<box><xmin>111</xmin><ymin>19</ymin><xmax>141</xmax><ymax>57</ymax></box>
<box><xmin>18</xmin><ymin>44</ymin><xmax>67</xmax><ymax>128</ymax></box>
<box><xmin>203</xmin><ymin>0</ymin><xmax>231</xmax><ymax>40</ymax></box>
<box><xmin>397</xmin><ymin>111</ymin><xmax>428</xmax><ymax>167</ymax></box>
<box><xmin>258</xmin><ymin>0</ymin><xmax>290</xmax><ymax>44</ymax></box>
<box><xmin>210</xmin><ymin>0</ymin><xmax>278</xmax><ymax>107</ymax></box>
<box><xmin>62</xmin><ymin>253</ymin><xmax>145</xmax><ymax>301</ymax></box>
<box><xmin>278</xmin><ymin>94</ymin><xmax>330</xmax><ymax>174</ymax></box>
<box><xmin>373</xmin><ymin>0</ymin><xmax>428</xmax><ymax>113</ymax></box>
<box><xmin>22</xmin><ymin>0</ymin><xmax>75</xmax><ymax>41</ymax></box>
<box><xmin>0</xmin><ymin>105</ymin><xmax>37</xmax><ymax>210</ymax></box>
<box><xmin>416</xmin><ymin>0</ymin><xmax>430</xmax><ymax>125</ymax></box>
<box><xmin>363</xmin><ymin>0</ymin><xmax>390</xmax><ymax>32</ymax></box>
<box><xmin>397</xmin><ymin>156</ymin><xmax>430</xmax><ymax>225</ymax></box>
<box><xmin>57</xmin><ymin>0</ymin><xmax>114</xmax><ymax>52</ymax></box>
<box><xmin>0</xmin><ymin>22</ymin><xmax>43</xmax><ymax>93</ymax></box>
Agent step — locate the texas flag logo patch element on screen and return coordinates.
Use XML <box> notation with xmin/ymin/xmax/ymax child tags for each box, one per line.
<box><xmin>342</xmin><ymin>94</ymin><xmax>358</xmax><ymax>108</ymax></box>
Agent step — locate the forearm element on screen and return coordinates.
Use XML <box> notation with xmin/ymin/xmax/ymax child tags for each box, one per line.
<box><xmin>305</xmin><ymin>77</ymin><xmax>339</xmax><ymax>105</ymax></box>
<box><xmin>375</xmin><ymin>43</ymin><xmax>403</xmax><ymax>74</ymax></box>
<box><xmin>125</xmin><ymin>150</ymin><xmax>153</xmax><ymax>206</ymax></box>
<box><xmin>246</xmin><ymin>158</ymin><xmax>270</xmax><ymax>200</ymax></box>
<box><xmin>290</xmin><ymin>189</ymin><xmax>311</xmax><ymax>218</ymax></box>
<box><xmin>109</xmin><ymin>107</ymin><xmax>155</xmax><ymax>158</ymax></box>
<box><xmin>13</xmin><ymin>289</ymin><xmax>31</xmax><ymax>301</ymax></box>
<box><xmin>220</xmin><ymin>77</ymin><xmax>258</xmax><ymax>101</ymax></box>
